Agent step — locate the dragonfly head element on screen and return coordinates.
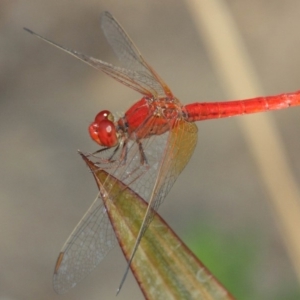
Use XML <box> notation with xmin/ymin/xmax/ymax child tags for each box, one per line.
<box><xmin>89</xmin><ymin>110</ymin><xmax>118</xmax><ymax>147</ymax></box>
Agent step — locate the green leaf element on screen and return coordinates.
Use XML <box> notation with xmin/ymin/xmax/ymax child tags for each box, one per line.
<box><xmin>81</xmin><ymin>153</ymin><xmax>235</xmax><ymax>300</ymax></box>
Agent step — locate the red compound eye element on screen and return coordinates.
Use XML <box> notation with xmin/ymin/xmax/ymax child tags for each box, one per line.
<box><xmin>94</xmin><ymin>110</ymin><xmax>114</xmax><ymax>123</ymax></box>
<box><xmin>89</xmin><ymin>113</ymin><xmax>118</xmax><ymax>147</ymax></box>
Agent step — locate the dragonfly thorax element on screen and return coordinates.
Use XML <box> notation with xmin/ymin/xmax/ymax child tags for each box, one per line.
<box><xmin>116</xmin><ymin>96</ymin><xmax>183</xmax><ymax>140</ymax></box>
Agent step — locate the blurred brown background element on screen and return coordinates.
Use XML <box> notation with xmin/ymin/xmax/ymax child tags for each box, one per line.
<box><xmin>1</xmin><ymin>0</ymin><xmax>300</xmax><ymax>299</ymax></box>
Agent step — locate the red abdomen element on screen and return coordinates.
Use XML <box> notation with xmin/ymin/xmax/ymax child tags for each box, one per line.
<box><xmin>184</xmin><ymin>91</ymin><xmax>300</xmax><ymax>122</ymax></box>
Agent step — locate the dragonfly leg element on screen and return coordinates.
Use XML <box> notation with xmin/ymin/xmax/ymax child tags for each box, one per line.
<box><xmin>118</xmin><ymin>138</ymin><xmax>128</xmax><ymax>165</ymax></box>
<box><xmin>137</xmin><ymin>140</ymin><xmax>148</xmax><ymax>165</ymax></box>
<box><xmin>87</xmin><ymin>147</ymin><xmax>109</xmax><ymax>157</ymax></box>
<box><xmin>87</xmin><ymin>144</ymin><xmax>121</xmax><ymax>163</ymax></box>
<box><xmin>118</xmin><ymin>139</ymin><xmax>150</xmax><ymax>187</ymax></box>
<box><xmin>107</xmin><ymin>144</ymin><xmax>121</xmax><ymax>162</ymax></box>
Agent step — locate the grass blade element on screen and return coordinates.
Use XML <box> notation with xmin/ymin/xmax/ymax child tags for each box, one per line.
<box><xmin>81</xmin><ymin>153</ymin><xmax>234</xmax><ymax>300</ymax></box>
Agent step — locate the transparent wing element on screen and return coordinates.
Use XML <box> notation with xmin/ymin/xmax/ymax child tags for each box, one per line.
<box><xmin>52</xmin><ymin>122</ymin><xmax>172</xmax><ymax>294</ymax></box>
<box><xmin>100</xmin><ymin>11</ymin><xmax>173</xmax><ymax>98</ymax></box>
<box><xmin>24</xmin><ymin>28</ymin><xmax>156</xmax><ymax>97</ymax></box>
<box><xmin>117</xmin><ymin>119</ymin><xmax>198</xmax><ymax>291</ymax></box>
<box><xmin>53</xmin><ymin>194</ymin><xmax>117</xmax><ymax>294</ymax></box>
<box><xmin>53</xmin><ymin>117</ymin><xmax>198</xmax><ymax>293</ymax></box>
<box><xmin>24</xmin><ymin>12</ymin><xmax>172</xmax><ymax>98</ymax></box>
<box><xmin>146</xmin><ymin>120</ymin><xmax>198</xmax><ymax>226</ymax></box>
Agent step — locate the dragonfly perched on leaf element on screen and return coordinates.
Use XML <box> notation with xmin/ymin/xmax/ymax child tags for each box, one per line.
<box><xmin>24</xmin><ymin>11</ymin><xmax>300</xmax><ymax>294</ymax></box>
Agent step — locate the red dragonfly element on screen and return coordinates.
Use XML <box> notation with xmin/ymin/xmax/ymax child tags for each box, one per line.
<box><xmin>25</xmin><ymin>11</ymin><xmax>300</xmax><ymax>294</ymax></box>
